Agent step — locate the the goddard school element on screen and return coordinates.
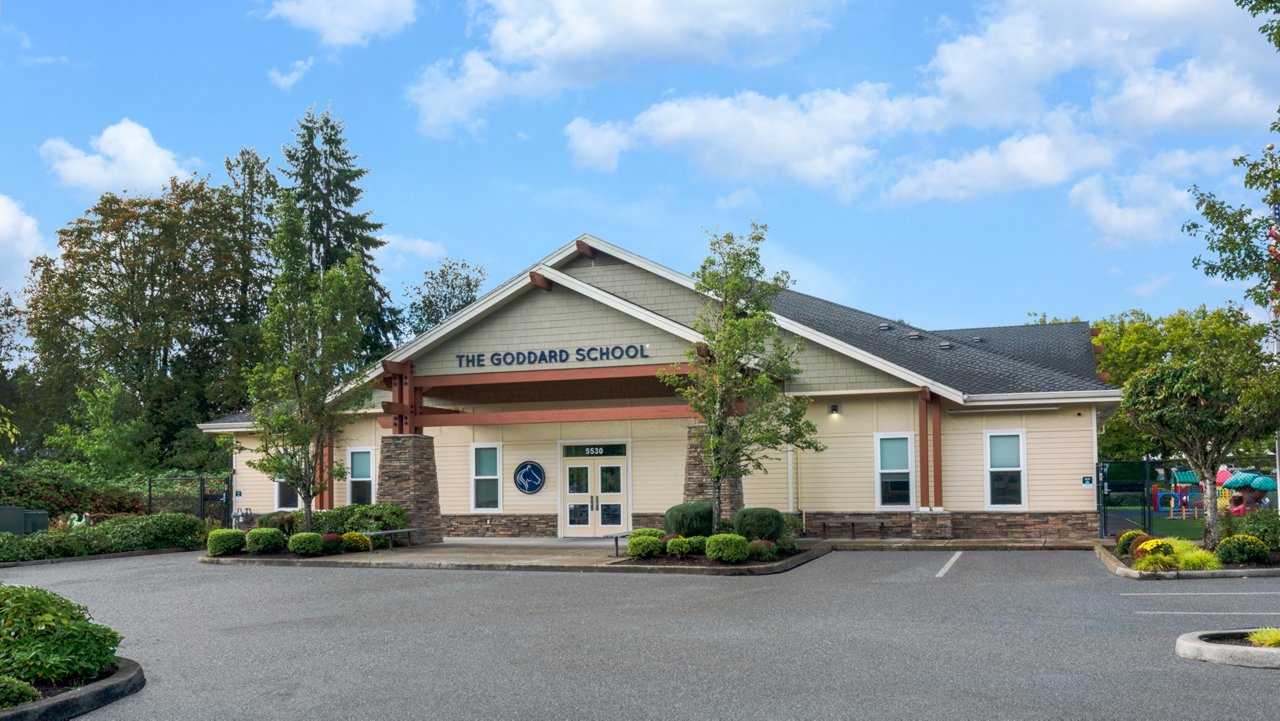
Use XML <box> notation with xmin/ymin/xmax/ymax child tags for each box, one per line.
<box><xmin>200</xmin><ymin>236</ymin><xmax>1120</xmax><ymax>540</ymax></box>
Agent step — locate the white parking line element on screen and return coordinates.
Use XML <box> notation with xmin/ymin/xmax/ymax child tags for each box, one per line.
<box><xmin>1134</xmin><ymin>611</ymin><xmax>1280</xmax><ymax>616</ymax></box>
<box><xmin>936</xmin><ymin>551</ymin><xmax>962</xmax><ymax>578</ymax></box>
<box><xmin>1121</xmin><ymin>592</ymin><xmax>1280</xmax><ymax>596</ymax></box>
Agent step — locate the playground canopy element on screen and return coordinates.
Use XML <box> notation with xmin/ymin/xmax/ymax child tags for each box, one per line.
<box><xmin>1172</xmin><ymin>470</ymin><xmax>1200</xmax><ymax>485</ymax></box>
<box><xmin>1224</xmin><ymin>471</ymin><xmax>1261</xmax><ymax>489</ymax></box>
<box><xmin>1251</xmin><ymin>475</ymin><xmax>1278</xmax><ymax>492</ymax></box>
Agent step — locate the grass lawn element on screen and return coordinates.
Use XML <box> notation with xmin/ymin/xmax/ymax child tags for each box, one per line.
<box><xmin>1152</xmin><ymin>515</ymin><xmax>1204</xmax><ymax>539</ymax></box>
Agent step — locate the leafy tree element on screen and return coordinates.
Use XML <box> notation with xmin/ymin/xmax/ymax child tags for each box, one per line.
<box><xmin>659</xmin><ymin>224</ymin><xmax>824</xmax><ymax>532</ymax></box>
<box><xmin>1122</xmin><ymin>354</ymin><xmax>1280</xmax><ymax>547</ymax></box>
<box><xmin>0</xmin><ymin>405</ymin><xmax>14</xmax><ymax>466</ymax></box>
<box><xmin>402</xmin><ymin>258</ymin><xmax>487</xmax><ymax>336</ymax></box>
<box><xmin>281</xmin><ymin>107</ymin><xmax>397</xmax><ymax>360</ymax></box>
<box><xmin>247</xmin><ymin>193</ymin><xmax>374</xmax><ymax>532</ymax></box>
<box><xmin>1236</xmin><ymin>1</ymin><xmax>1280</xmax><ymax>51</ymax></box>
<box><xmin>1094</xmin><ymin>306</ymin><xmax>1268</xmax><ymax>459</ymax></box>
<box><xmin>47</xmin><ymin>371</ymin><xmax>153</xmax><ymax>478</ymax></box>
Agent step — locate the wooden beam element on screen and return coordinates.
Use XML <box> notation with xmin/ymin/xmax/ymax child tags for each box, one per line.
<box><xmin>530</xmin><ymin>271</ymin><xmax>553</xmax><ymax>291</ymax></box>
<box><xmin>381</xmin><ymin>400</ymin><xmax>411</xmax><ymax>416</ymax></box>
<box><xmin>413</xmin><ymin>363</ymin><xmax>691</xmax><ymax>389</ymax></box>
<box><xmin>575</xmin><ymin>239</ymin><xmax>595</xmax><ymax>258</ymax></box>
<box><xmin>931</xmin><ymin>397</ymin><xmax>943</xmax><ymax>509</ymax></box>
<box><xmin>918</xmin><ymin>389</ymin><xmax>930</xmax><ymax>509</ymax></box>
<box><xmin>382</xmin><ymin>359</ymin><xmax>412</xmax><ymax>376</ymax></box>
<box><xmin>413</xmin><ymin>404</ymin><xmax>698</xmax><ymax>427</ymax></box>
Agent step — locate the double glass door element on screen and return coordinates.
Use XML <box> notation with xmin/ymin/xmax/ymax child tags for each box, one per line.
<box><xmin>562</xmin><ymin>448</ymin><xmax>627</xmax><ymax>537</ymax></box>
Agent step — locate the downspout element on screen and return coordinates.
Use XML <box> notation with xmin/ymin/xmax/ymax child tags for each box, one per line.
<box><xmin>787</xmin><ymin>443</ymin><xmax>795</xmax><ymax>514</ymax></box>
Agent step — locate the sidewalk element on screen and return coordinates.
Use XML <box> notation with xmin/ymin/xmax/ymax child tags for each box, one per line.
<box><xmin>198</xmin><ymin>536</ymin><xmax>1105</xmax><ymax>573</ymax></box>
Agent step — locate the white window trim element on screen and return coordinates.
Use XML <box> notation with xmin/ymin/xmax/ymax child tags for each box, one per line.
<box><xmin>873</xmin><ymin>432</ymin><xmax>916</xmax><ymax>512</ymax></box>
<box><xmin>984</xmin><ymin>430</ymin><xmax>1028</xmax><ymax>511</ymax></box>
<box><xmin>275</xmin><ymin>480</ymin><xmax>299</xmax><ymax>511</ymax></box>
<box><xmin>471</xmin><ymin>442</ymin><xmax>503</xmax><ymax>513</ymax></box>
<box><xmin>346</xmin><ymin>446</ymin><xmax>375</xmax><ymax>506</ymax></box>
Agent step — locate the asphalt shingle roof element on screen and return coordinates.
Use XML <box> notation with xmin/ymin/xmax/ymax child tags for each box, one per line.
<box><xmin>772</xmin><ymin>289</ymin><xmax>1114</xmax><ymax>396</ymax></box>
<box><xmin>202</xmin><ymin>411</ymin><xmax>252</xmax><ymax>425</ymax></box>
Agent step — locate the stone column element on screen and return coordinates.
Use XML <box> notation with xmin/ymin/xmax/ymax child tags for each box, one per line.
<box><xmin>682</xmin><ymin>425</ymin><xmax>743</xmax><ymax>521</ymax></box>
<box><xmin>378</xmin><ymin>434</ymin><xmax>444</xmax><ymax>543</ymax></box>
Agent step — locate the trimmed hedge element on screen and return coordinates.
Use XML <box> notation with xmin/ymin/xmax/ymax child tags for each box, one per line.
<box><xmin>630</xmin><ymin>528</ymin><xmax>665</xmax><ymax>540</ymax></box>
<box><xmin>1216</xmin><ymin>534</ymin><xmax>1270</xmax><ymax>565</ymax></box>
<box><xmin>628</xmin><ymin>535</ymin><xmax>663</xmax><ymax>558</ymax></box>
<box><xmin>664</xmin><ymin>502</ymin><xmax>714</xmax><ymax>538</ymax></box>
<box><xmin>686</xmin><ymin>536</ymin><xmax>707</xmax><ymax>555</ymax></box>
<box><xmin>341</xmin><ymin>531</ymin><xmax>372</xmax><ymax>552</ymax></box>
<box><xmin>310</xmin><ymin>505</ymin><xmax>362</xmax><ymax>535</ymax></box>
<box><xmin>245</xmin><ymin>527</ymin><xmax>287</xmax><ymax>554</ymax></box>
<box><xmin>206</xmin><ymin>529</ymin><xmax>246</xmax><ymax>556</ymax></box>
<box><xmin>0</xmin><ymin>675</ymin><xmax>39</xmax><ymax>709</ymax></box>
<box><xmin>288</xmin><ymin>532</ymin><xmax>324</xmax><ymax>557</ymax></box>
<box><xmin>321</xmin><ymin>533</ymin><xmax>343</xmax><ymax>555</ymax></box>
<box><xmin>0</xmin><ymin>513</ymin><xmax>204</xmax><ymax>563</ymax></box>
<box><xmin>666</xmin><ymin>536</ymin><xmax>695</xmax><ymax>559</ymax></box>
<box><xmin>256</xmin><ymin>511</ymin><xmax>297</xmax><ymax>535</ymax></box>
<box><xmin>705</xmin><ymin>533</ymin><xmax>749</xmax><ymax>563</ymax></box>
<box><xmin>0</xmin><ymin>585</ymin><xmax>122</xmax><ymax>685</ymax></box>
<box><xmin>748</xmin><ymin>539</ymin><xmax>777</xmax><ymax>562</ymax></box>
<box><xmin>732</xmin><ymin>508</ymin><xmax>785</xmax><ymax>542</ymax></box>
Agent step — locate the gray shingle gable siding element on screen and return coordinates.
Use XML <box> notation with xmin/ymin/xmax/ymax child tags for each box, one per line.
<box><xmin>771</xmin><ymin>289</ymin><xmax>1114</xmax><ymax>396</ymax></box>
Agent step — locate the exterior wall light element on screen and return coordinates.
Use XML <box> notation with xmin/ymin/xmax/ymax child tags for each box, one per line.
<box><xmin>829</xmin><ymin>403</ymin><xmax>840</xmax><ymax>415</ymax></box>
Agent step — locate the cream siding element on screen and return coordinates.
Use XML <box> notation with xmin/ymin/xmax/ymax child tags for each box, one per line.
<box><xmin>787</xmin><ymin>338</ymin><xmax>915</xmax><ymax>393</ymax></box>
<box><xmin>561</xmin><ymin>253</ymin><xmax>706</xmax><ymax>327</ymax></box>
<box><xmin>794</xmin><ymin>396</ymin><xmax>918</xmax><ymax>512</ymax></box>
<box><xmin>231</xmin><ymin>434</ymin><xmax>278</xmax><ymax>514</ymax></box>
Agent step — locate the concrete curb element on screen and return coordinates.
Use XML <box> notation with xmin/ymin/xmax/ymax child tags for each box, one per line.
<box><xmin>826</xmin><ymin>539</ymin><xmax>1096</xmax><ymax>551</ymax></box>
<box><xmin>198</xmin><ymin>545</ymin><xmax>831</xmax><ymax>576</ymax></box>
<box><xmin>1093</xmin><ymin>543</ymin><xmax>1280</xmax><ymax>580</ymax></box>
<box><xmin>0</xmin><ymin>657</ymin><xmax>146</xmax><ymax>721</ymax></box>
<box><xmin>0</xmin><ymin>548</ymin><xmax>192</xmax><ymax>569</ymax></box>
<box><xmin>1175</xmin><ymin>630</ymin><xmax>1280</xmax><ymax>669</ymax></box>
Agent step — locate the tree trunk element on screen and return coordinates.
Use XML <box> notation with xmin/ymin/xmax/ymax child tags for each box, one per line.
<box><xmin>1189</xmin><ymin>461</ymin><xmax>1221</xmax><ymax>549</ymax></box>
<box><xmin>301</xmin><ymin>494</ymin><xmax>314</xmax><ymax>533</ymax></box>
<box><xmin>711</xmin><ymin>474</ymin><xmax>722</xmax><ymax>535</ymax></box>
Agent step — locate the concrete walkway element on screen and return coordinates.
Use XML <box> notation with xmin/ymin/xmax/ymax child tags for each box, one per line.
<box><xmin>198</xmin><ymin>536</ymin><xmax>1104</xmax><ymax>572</ymax></box>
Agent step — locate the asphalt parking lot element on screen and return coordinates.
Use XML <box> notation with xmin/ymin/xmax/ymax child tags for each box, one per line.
<box><xmin>5</xmin><ymin>550</ymin><xmax>1280</xmax><ymax>721</ymax></box>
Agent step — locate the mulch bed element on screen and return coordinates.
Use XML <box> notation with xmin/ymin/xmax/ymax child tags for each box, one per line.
<box><xmin>615</xmin><ymin>554</ymin><xmax>795</xmax><ymax>568</ymax></box>
<box><xmin>30</xmin><ymin>666</ymin><xmax>115</xmax><ymax>702</ymax></box>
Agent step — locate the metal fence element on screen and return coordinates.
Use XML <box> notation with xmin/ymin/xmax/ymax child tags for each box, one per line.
<box><xmin>1097</xmin><ymin>456</ymin><xmax>1276</xmax><ymax>538</ymax></box>
<box><xmin>147</xmin><ymin>476</ymin><xmax>231</xmax><ymax>526</ymax></box>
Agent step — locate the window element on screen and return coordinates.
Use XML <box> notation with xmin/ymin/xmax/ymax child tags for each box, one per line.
<box><xmin>276</xmin><ymin>481</ymin><xmax>299</xmax><ymax>510</ymax></box>
<box><xmin>348</xmin><ymin>448</ymin><xmax>374</xmax><ymax>505</ymax></box>
<box><xmin>875</xmin><ymin>434</ymin><xmax>914</xmax><ymax>510</ymax></box>
<box><xmin>472</xmin><ymin>444</ymin><xmax>502</xmax><ymax>512</ymax></box>
<box><xmin>986</xmin><ymin>431</ymin><xmax>1026</xmax><ymax>509</ymax></box>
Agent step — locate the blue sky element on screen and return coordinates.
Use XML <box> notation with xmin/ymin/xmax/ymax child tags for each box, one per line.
<box><xmin>2</xmin><ymin>0</ymin><xmax>1279</xmax><ymax>331</ymax></box>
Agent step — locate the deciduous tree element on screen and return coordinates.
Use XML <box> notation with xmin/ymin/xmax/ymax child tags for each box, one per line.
<box><xmin>402</xmin><ymin>258</ymin><xmax>486</xmax><ymax>336</ymax></box>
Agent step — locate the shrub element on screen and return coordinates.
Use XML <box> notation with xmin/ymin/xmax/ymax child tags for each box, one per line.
<box><xmin>206</xmin><ymin>529</ymin><xmax>246</xmax><ymax>556</ymax></box>
<box><xmin>1166</xmin><ymin>537</ymin><xmax>1199</xmax><ymax>557</ymax></box>
<box><xmin>321</xmin><ymin>533</ymin><xmax>343</xmax><ymax>555</ymax></box>
<box><xmin>666</xmin><ymin>537</ymin><xmax>694</xmax><ymax>559</ymax></box>
<box><xmin>1133</xmin><ymin>539</ymin><xmax>1173</xmax><ymax>559</ymax></box>
<box><xmin>1216</xmin><ymin>534</ymin><xmax>1270</xmax><ymax>565</ymax></box>
<box><xmin>663</xmin><ymin>502</ymin><xmax>714</xmax><ymax>538</ymax></box>
<box><xmin>732</xmin><ymin>508</ymin><xmax>785</xmax><ymax>542</ymax></box>
<box><xmin>705</xmin><ymin>533</ymin><xmax>749</xmax><ymax>563</ymax></box>
<box><xmin>288</xmin><ymin>532</ymin><xmax>324</xmax><ymax>557</ymax></box>
<box><xmin>630</xmin><ymin>527</ymin><xmax>665</xmax><ymax>540</ymax></box>
<box><xmin>257</xmin><ymin>511</ymin><xmax>296</xmax><ymax>535</ymax></box>
<box><xmin>686</xmin><ymin>536</ymin><xmax>707</xmax><ymax>555</ymax></box>
<box><xmin>748</xmin><ymin>539</ymin><xmax>777</xmax><ymax>562</ymax></box>
<box><xmin>0</xmin><ymin>533</ymin><xmax>25</xmax><ymax>563</ymax></box>
<box><xmin>1238</xmin><ymin>509</ymin><xmax>1280</xmax><ymax>551</ymax></box>
<box><xmin>341</xmin><ymin>531</ymin><xmax>371</xmax><ymax>552</ymax></box>
<box><xmin>97</xmin><ymin>513</ymin><xmax>204</xmax><ymax>550</ymax></box>
<box><xmin>0</xmin><ymin>675</ymin><xmax>39</xmax><ymax>709</ymax></box>
<box><xmin>310</xmin><ymin>505</ymin><xmax>362</xmax><ymax>535</ymax></box>
<box><xmin>1121</xmin><ymin>534</ymin><xmax>1150</xmax><ymax>557</ymax></box>
<box><xmin>0</xmin><ymin>460</ymin><xmax>145</xmax><ymax>516</ymax></box>
<box><xmin>1178</xmin><ymin>549</ymin><xmax>1224</xmax><ymax>571</ymax></box>
<box><xmin>1115</xmin><ymin>530</ymin><xmax>1145</xmax><ymax>556</ymax></box>
<box><xmin>0</xmin><ymin>585</ymin><xmax>122</xmax><ymax>685</ymax></box>
<box><xmin>1248</xmin><ymin>627</ymin><xmax>1280</xmax><ymax>648</ymax></box>
<box><xmin>628</xmin><ymin>535</ymin><xmax>663</xmax><ymax>558</ymax></box>
<box><xmin>775</xmin><ymin>533</ymin><xmax>798</xmax><ymax>556</ymax></box>
<box><xmin>245</xmin><ymin>527</ymin><xmax>287</xmax><ymax>554</ymax></box>
<box><xmin>1218</xmin><ymin>499</ymin><xmax>1238</xmax><ymax>538</ymax></box>
<box><xmin>1132</xmin><ymin>554</ymin><xmax>1178</xmax><ymax>572</ymax></box>
<box><xmin>343</xmin><ymin>504</ymin><xmax>408</xmax><ymax>533</ymax></box>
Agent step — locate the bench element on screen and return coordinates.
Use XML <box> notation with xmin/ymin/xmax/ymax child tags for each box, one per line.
<box><xmin>360</xmin><ymin>528</ymin><xmax>421</xmax><ymax>552</ymax></box>
<box><xmin>603</xmin><ymin>531</ymin><xmax>630</xmax><ymax>557</ymax></box>
<box><xmin>818</xmin><ymin>520</ymin><xmax>886</xmax><ymax>540</ymax></box>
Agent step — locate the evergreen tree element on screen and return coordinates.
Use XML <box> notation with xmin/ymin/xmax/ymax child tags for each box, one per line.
<box><xmin>281</xmin><ymin>108</ymin><xmax>398</xmax><ymax>360</ymax></box>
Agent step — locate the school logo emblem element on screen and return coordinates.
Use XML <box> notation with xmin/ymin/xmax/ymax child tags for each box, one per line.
<box><xmin>513</xmin><ymin>461</ymin><xmax>546</xmax><ymax>494</ymax></box>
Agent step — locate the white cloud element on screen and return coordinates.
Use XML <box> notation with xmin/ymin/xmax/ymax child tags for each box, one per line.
<box><xmin>39</xmin><ymin>119</ymin><xmax>192</xmax><ymax>194</ymax></box>
<box><xmin>408</xmin><ymin>0</ymin><xmax>838</xmax><ymax>136</ymax></box>
<box><xmin>1128</xmin><ymin>273</ymin><xmax>1173</xmax><ymax>297</ymax></box>
<box><xmin>1093</xmin><ymin>60</ymin><xmax>1272</xmax><ymax>133</ymax></box>
<box><xmin>268</xmin><ymin>57</ymin><xmax>315</xmax><ymax>90</ymax></box>
<box><xmin>268</xmin><ymin>0</ymin><xmax>416</xmax><ymax>47</ymax></box>
<box><xmin>564</xmin><ymin>118</ymin><xmax>632</xmax><ymax>171</ymax></box>
<box><xmin>714</xmin><ymin>188</ymin><xmax>759</xmax><ymax>211</ymax></box>
<box><xmin>0</xmin><ymin>194</ymin><xmax>44</xmax><ymax>294</ymax></box>
<box><xmin>889</xmin><ymin>115</ymin><xmax>1112</xmax><ymax>202</ymax></box>
<box><xmin>375</xmin><ymin>234</ymin><xmax>447</xmax><ymax>267</ymax></box>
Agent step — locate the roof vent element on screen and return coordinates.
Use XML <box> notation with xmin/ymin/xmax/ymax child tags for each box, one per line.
<box><xmin>907</xmin><ymin>331</ymin><xmax>922</xmax><ymax>340</ymax></box>
<box><xmin>938</xmin><ymin>341</ymin><xmax>954</xmax><ymax>350</ymax></box>
<box><xmin>972</xmin><ymin>336</ymin><xmax>985</xmax><ymax>343</ymax></box>
<box><xmin>877</xmin><ymin>322</ymin><xmax>891</xmax><ymax>331</ymax></box>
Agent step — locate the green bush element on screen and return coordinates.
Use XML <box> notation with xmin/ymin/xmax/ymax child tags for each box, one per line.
<box><xmin>748</xmin><ymin>539</ymin><xmax>777</xmax><ymax>562</ymax></box>
<box><xmin>341</xmin><ymin>531</ymin><xmax>371</xmax><ymax>552</ymax></box>
<box><xmin>1133</xmin><ymin>538</ymin><xmax>1173</xmax><ymax>559</ymax></box>
<box><xmin>0</xmin><ymin>675</ymin><xmax>39</xmax><ymax>709</ymax></box>
<box><xmin>1121</xmin><ymin>534</ymin><xmax>1150</xmax><ymax>557</ymax></box>
<box><xmin>0</xmin><ymin>585</ymin><xmax>122</xmax><ymax>685</ymax></box>
<box><xmin>1178</xmin><ymin>549</ymin><xmax>1223</xmax><ymax>571</ymax></box>
<box><xmin>630</xmin><ymin>527</ymin><xmax>665</xmax><ymax>540</ymax></box>
<box><xmin>310</xmin><ymin>505</ymin><xmax>362</xmax><ymax>535</ymax></box>
<box><xmin>705</xmin><ymin>533</ymin><xmax>749</xmax><ymax>563</ymax></box>
<box><xmin>664</xmin><ymin>502</ymin><xmax>714</xmax><ymax>538</ymax></box>
<box><xmin>1216</xmin><ymin>534</ymin><xmax>1270</xmax><ymax>565</ymax></box>
<box><xmin>1238</xmin><ymin>509</ymin><xmax>1280</xmax><ymax>551</ymax></box>
<box><xmin>775</xmin><ymin>533</ymin><xmax>798</xmax><ymax>556</ymax></box>
<box><xmin>288</xmin><ymin>532</ymin><xmax>324</xmax><ymax>557</ymax></box>
<box><xmin>321</xmin><ymin>533</ymin><xmax>343</xmax><ymax>555</ymax></box>
<box><xmin>97</xmin><ymin>513</ymin><xmax>204</xmax><ymax>550</ymax></box>
<box><xmin>245</xmin><ymin>527</ymin><xmax>287</xmax><ymax>554</ymax></box>
<box><xmin>686</xmin><ymin>536</ymin><xmax>707</xmax><ymax>555</ymax></box>
<box><xmin>1248</xmin><ymin>627</ymin><xmax>1280</xmax><ymax>648</ymax></box>
<box><xmin>206</xmin><ymin>529</ymin><xmax>246</xmax><ymax>556</ymax></box>
<box><xmin>257</xmin><ymin>511</ymin><xmax>297</xmax><ymax>535</ymax></box>
<box><xmin>732</xmin><ymin>508</ymin><xmax>785</xmax><ymax>542</ymax></box>
<box><xmin>0</xmin><ymin>532</ymin><xmax>25</xmax><ymax>563</ymax></box>
<box><xmin>666</xmin><ymin>536</ymin><xmax>695</xmax><ymax>559</ymax></box>
<box><xmin>628</xmin><ymin>535</ymin><xmax>663</xmax><ymax>558</ymax></box>
<box><xmin>343</xmin><ymin>504</ymin><xmax>408</xmax><ymax>533</ymax></box>
<box><xmin>1115</xmin><ymin>529</ymin><xmax>1145</xmax><ymax>556</ymax></box>
<box><xmin>0</xmin><ymin>460</ymin><xmax>145</xmax><ymax>516</ymax></box>
<box><xmin>1132</xmin><ymin>554</ymin><xmax>1178</xmax><ymax>572</ymax></box>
